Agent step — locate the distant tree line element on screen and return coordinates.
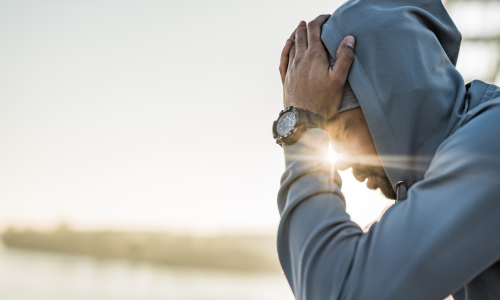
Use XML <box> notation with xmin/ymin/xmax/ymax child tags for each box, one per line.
<box><xmin>1</xmin><ymin>226</ymin><xmax>280</xmax><ymax>272</ymax></box>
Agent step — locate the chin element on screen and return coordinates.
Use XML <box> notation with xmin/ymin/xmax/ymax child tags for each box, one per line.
<box><xmin>379</xmin><ymin>179</ymin><xmax>397</xmax><ymax>200</ymax></box>
<box><xmin>368</xmin><ymin>174</ymin><xmax>397</xmax><ymax>200</ymax></box>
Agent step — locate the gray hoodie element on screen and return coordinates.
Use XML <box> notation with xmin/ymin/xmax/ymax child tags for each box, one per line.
<box><xmin>277</xmin><ymin>0</ymin><xmax>500</xmax><ymax>299</ymax></box>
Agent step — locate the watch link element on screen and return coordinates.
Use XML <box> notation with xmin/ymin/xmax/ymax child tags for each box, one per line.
<box><xmin>272</xmin><ymin>106</ymin><xmax>326</xmax><ymax>146</ymax></box>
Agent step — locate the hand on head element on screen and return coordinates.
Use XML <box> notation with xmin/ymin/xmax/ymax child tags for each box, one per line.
<box><xmin>278</xmin><ymin>23</ymin><xmax>395</xmax><ymax>199</ymax></box>
<box><xmin>279</xmin><ymin>15</ymin><xmax>355</xmax><ymax>120</ymax></box>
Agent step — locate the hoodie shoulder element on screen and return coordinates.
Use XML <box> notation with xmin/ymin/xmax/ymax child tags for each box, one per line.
<box><xmin>480</xmin><ymin>83</ymin><xmax>500</xmax><ymax>105</ymax></box>
<box><xmin>450</xmin><ymin>82</ymin><xmax>500</xmax><ymax>135</ymax></box>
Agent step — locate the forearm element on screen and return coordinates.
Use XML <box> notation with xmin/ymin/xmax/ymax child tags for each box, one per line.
<box><xmin>278</xmin><ymin>129</ymin><xmax>344</xmax><ymax>216</ymax></box>
<box><xmin>277</xmin><ymin>129</ymin><xmax>363</xmax><ymax>299</ymax></box>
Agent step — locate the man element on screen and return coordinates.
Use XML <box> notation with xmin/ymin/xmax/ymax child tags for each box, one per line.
<box><xmin>273</xmin><ymin>1</ymin><xmax>500</xmax><ymax>299</ymax></box>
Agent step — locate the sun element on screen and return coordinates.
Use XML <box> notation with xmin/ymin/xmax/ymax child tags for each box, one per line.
<box><xmin>329</xmin><ymin>144</ymin><xmax>338</xmax><ymax>163</ymax></box>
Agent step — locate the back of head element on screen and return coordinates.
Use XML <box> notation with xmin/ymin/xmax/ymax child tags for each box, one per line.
<box><xmin>322</xmin><ymin>0</ymin><xmax>466</xmax><ymax>189</ymax></box>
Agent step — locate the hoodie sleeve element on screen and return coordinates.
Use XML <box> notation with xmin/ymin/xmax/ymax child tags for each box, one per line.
<box><xmin>277</xmin><ymin>104</ymin><xmax>500</xmax><ymax>300</ymax></box>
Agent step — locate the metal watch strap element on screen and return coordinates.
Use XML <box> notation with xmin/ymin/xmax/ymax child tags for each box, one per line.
<box><xmin>273</xmin><ymin>107</ymin><xmax>326</xmax><ymax>146</ymax></box>
<box><xmin>304</xmin><ymin>110</ymin><xmax>325</xmax><ymax>130</ymax></box>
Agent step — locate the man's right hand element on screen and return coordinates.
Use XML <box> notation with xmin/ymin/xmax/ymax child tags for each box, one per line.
<box><xmin>279</xmin><ymin>21</ymin><xmax>306</xmax><ymax>85</ymax></box>
<box><xmin>278</xmin><ymin>15</ymin><xmax>355</xmax><ymax>121</ymax></box>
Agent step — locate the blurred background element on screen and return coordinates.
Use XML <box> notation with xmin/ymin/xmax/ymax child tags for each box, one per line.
<box><xmin>0</xmin><ymin>0</ymin><xmax>498</xmax><ymax>299</ymax></box>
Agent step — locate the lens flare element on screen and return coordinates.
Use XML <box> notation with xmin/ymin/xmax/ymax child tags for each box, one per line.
<box><xmin>329</xmin><ymin>145</ymin><xmax>337</xmax><ymax>163</ymax></box>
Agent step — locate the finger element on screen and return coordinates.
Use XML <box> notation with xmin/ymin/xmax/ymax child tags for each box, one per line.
<box><xmin>288</xmin><ymin>42</ymin><xmax>296</xmax><ymax>70</ymax></box>
<box><xmin>289</xmin><ymin>21</ymin><xmax>306</xmax><ymax>40</ymax></box>
<box><xmin>307</xmin><ymin>14</ymin><xmax>331</xmax><ymax>46</ymax></box>
<box><xmin>331</xmin><ymin>36</ymin><xmax>355</xmax><ymax>85</ymax></box>
<box><xmin>280</xmin><ymin>39</ymin><xmax>294</xmax><ymax>84</ymax></box>
<box><xmin>295</xmin><ymin>27</ymin><xmax>308</xmax><ymax>55</ymax></box>
<box><xmin>280</xmin><ymin>21</ymin><xmax>306</xmax><ymax>83</ymax></box>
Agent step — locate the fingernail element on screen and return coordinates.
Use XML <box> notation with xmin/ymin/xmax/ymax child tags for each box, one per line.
<box><xmin>346</xmin><ymin>36</ymin><xmax>355</xmax><ymax>49</ymax></box>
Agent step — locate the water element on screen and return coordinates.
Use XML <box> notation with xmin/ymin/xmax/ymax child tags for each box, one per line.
<box><xmin>0</xmin><ymin>244</ymin><xmax>294</xmax><ymax>300</ymax></box>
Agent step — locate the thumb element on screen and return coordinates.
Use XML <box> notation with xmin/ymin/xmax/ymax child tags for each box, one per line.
<box><xmin>331</xmin><ymin>36</ymin><xmax>355</xmax><ymax>85</ymax></box>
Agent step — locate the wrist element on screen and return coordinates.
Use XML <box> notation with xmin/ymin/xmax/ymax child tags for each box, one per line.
<box><xmin>283</xmin><ymin>100</ymin><xmax>337</xmax><ymax>120</ymax></box>
<box><xmin>273</xmin><ymin>106</ymin><xmax>326</xmax><ymax>146</ymax></box>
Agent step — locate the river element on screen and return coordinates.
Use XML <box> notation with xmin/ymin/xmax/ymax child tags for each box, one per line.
<box><xmin>0</xmin><ymin>243</ymin><xmax>294</xmax><ymax>300</ymax></box>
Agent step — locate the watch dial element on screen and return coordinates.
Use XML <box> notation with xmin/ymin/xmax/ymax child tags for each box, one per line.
<box><xmin>277</xmin><ymin>112</ymin><xmax>296</xmax><ymax>136</ymax></box>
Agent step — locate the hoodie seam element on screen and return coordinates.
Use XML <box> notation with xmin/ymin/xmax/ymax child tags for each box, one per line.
<box><xmin>330</xmin><ymin>27</ymin><xmax>409</xmax><ymax>186</ymax></box>
<box><xmin>479</xmin><ymin>84</ymin><xmax>494</xmax><ymax>105</ymax></box>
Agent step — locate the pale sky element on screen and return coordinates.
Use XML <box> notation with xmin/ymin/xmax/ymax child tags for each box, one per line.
<box><xmin>0</xmin><ymin>0</ymin><xmax>497</xmax><ymax>234</ymax></box>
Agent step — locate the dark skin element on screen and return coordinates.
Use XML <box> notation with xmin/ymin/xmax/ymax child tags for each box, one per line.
<box><xmin>279</xmin><ymin>15</ymin><xmax>396</xmax><ymax>200</ymax></box>
<box><xmin>328</xmin><ymin>108</ymin><xmax>396</xmax><ymax>199</ymax></box>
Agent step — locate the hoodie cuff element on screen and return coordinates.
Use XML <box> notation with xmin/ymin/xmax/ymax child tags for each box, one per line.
<box><xmin>283</xmin><ymin>128</ymin><xmax>330</xmax><ymax>167</ymax></box>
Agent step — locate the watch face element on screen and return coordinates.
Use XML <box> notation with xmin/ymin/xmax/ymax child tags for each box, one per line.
<box><xmin>277</xmin><ymin>112</ymin><xmax>296</xmax><ymax>136</ymax></box>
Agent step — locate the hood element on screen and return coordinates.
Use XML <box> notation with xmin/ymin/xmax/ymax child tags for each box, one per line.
<box><xmin>321</xmin><ymin>0</ymin><xmax>467</xmax><ymax>192</ymax></box>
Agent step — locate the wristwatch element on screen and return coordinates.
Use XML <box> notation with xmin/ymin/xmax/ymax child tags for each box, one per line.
<box><xmin>272</xmin><ymin>106</ymin><xmax>326</xmax><ymax>146</ymax></box>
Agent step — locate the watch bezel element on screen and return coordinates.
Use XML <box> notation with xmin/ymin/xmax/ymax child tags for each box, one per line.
<box><xmin>273</xmin><ymin>106</ymin><xmax>307</xmax><ymax>145</ymax></box>
<box><xmin>276</xmin><ymin>109</ymin><xmax>298</xmax><ymax>136</ymax></box>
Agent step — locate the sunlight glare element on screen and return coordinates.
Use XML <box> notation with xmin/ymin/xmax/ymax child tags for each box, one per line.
<box><xmin>329</xmin><ymin>144</ymin><xmax>337</xmax><ymax>163</ymax></box>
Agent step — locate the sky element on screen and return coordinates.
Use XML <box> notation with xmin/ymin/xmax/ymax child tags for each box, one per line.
<box><xmin>0</xmin><ymin>0</ymin><xmax>498</xmax><ymax>235</ymax></box>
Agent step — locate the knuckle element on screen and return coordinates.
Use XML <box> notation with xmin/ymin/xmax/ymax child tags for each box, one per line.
<box><xmin>307</xmin><ymin>23</ymin><xmax>319</xmax><ymax>34</ymax></box>
<box><xmin>331</xmin><ymin>74</ymin><xmax>343</xmax><ymax>86</ymax></box>
<box><xmin>297</xmin><ymin>27</ymin><xmax>307</xmax><ymax>34</ymax></box>
<box><xmin>309</xmin><ymin>35</ymin><xmax>321</xmax><ymax>44</ymax></box>
<box><xmin>308</xmin><ymin>46</ymin><xmax>321</xmax><ymax>56</ymax></box>
<box><xmin>313</xmin><ymin>14</ymin><xmax>329</xmax><ymax>24</ymax></box>
<box><xmin>293</xmin><ymin>53</ymin><xmax>303</xmax><ymax>63</ymax></box>
<box><xmin>295</xmin><ymin>28</ymin><xmax>307</xmax><ymax>41</ymax></box>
